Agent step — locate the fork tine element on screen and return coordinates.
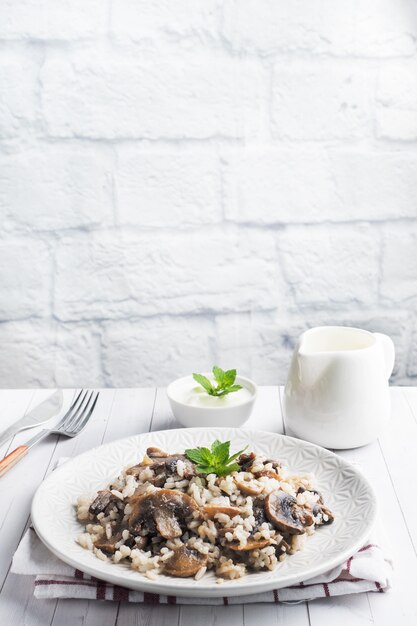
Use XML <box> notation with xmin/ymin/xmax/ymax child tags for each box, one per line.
<box><xmin>66</xmin><ymin>392</ymin><xmax>99</xmax><ymax>435</ymax></box>
<box><xmin>56</xmin><ymin>389</ymin><xmax>87</xmax><ymax>430</ymax></box>
<box><xmin>66</xmin><ymin>390</ymin><xmax>94</xmax><ymax>432</ymax></box>
<box><xmin>61</xmin><ymin>390</ymin><xmax>92</xmax><ymax>432</ymax></box>
<box><xmin>69</xmin><ymin>389</ymin><xmax>84</xmax><ymax>411</ymax></box>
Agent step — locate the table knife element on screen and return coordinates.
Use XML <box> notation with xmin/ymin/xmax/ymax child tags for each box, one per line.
<box><xmin>0</xmin><ymin>390</ymin><xmax>64</xmax><ymax>449</ymax></box>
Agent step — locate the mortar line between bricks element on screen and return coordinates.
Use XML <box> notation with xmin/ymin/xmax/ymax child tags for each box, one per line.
<box><xmin>2</xmin><ymin>218</ymin><xmax>417</xmax><ymax>242</ymax></box>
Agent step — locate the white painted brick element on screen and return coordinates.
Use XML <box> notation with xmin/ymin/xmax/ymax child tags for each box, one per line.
<box><xmin>329</xmin><ymin>152</ymin><xmax>417</xmax><ymax>221</ymax></box>
<box><xmin>271</xmin><ymin>62</ymin><xmax>373</xmax><ymax>140</ymax></box>
<box><xmin>226</xmin><ymin>149</ymin><xmax>417</xmax><ymax>224</ymax></box>
<box><xmin>0</xmin><ymin>0</ymin><xmax>108</xmax><ymax>40</ymax></box>
<box><xmin>55</xmin><ymin>324</ymin><xmax>104</xmax><ymax>387</ymax></box>
<box><xmin>0</xmin><ymin>321</ymin><xmax>104</xmax><ymax>387</ymax></box>
<box><xmin>54</xmin><ymin>229</ymin><xmax>279</xmax><ymax>321</ymax></box>
<box><xmin>222</xmin><ymin>0</ymin><xmax>417</xmax><ymax>57</ymax></box>
<box><xmin>377</xmin><ymin>109</ymin><xmax>417</xmax><ymax>142</ymax></box>
<box><xmin>224</xmin><ymin>149</ymin><xmax>342</xmax><ymax>224</ymax></box>
<box><xmin>116</xmin><ymin>149</ymin><xmax>222</xmax><ymax>228</ymax></box>
<box><xmin>0</xmin><ymin>322</ymin><xmax>55</xmax><ymax>387</ymax></box>
<box><xmin>381</xmin><ymin>226</ymin><xmax>417</xmax><ymax>303</ymax></box>
<box><xmin>0</xmin><ymin>241</ymin><xmax>51</xmax><ymax>320</ymax></box>
<box><xmin>215</xmin><ymin>312</ymin><xmax>306</xmax><ymax>385</ymax></box>
<box><xmin>111</xmin><ymin>0</ymin><xmax>220</xmax><ymax>40</ymax></box>
<box><xmin>41</xmin><ymin>47</ymin><xmax>261</xmax><ymax>139</ymax></box>
<box><xmin>377</xmin><ymin>62</ymin><xmax>417</xmax><ymax>140</ymax></box>
<box><xmin>0</xmin><ymin>146</ymin><xmax>113</xmax><ymax>232</ymax></box>
<box><xmin>278</xmin><ymin>225</ymin><xmax>380</xmax><ymax>307</ymax></box>
<box><xmin>0</xmin><ymin>52</ymin><xmax>38</xmax><ymax>138</ymax></box>
<box><xmin>102</xmin><ymin>316</ymin><xmax>215</xmax><ymax>387</ymax></box>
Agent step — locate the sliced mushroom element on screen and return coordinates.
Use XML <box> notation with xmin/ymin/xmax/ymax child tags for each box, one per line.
<box><xmin>296</xmin><ymin>487</ymin><xmax>334</xmax><ymax>526</ymax></box>
<box><xmin>252</xmin><ymin>499</ymin><xmax>268</xmax><ymax>530</ymax></box>
<box><xmin>312</xmin><ymin>502</ymin><xmax>334</xmax><ymax>525</ymax></box>
<box><xmin>235</xmin><ymin>477</ymin><xmax>263</xmax><ymax>496</ymax></box>
<box><xmin>128</xmin><ymin>489</ymin><xmax>199</xmax><ymax>539</ymax></box>
<box><xmin>255</xmin><ymin>470</ymin><xmax>280</xmax><ymax>480</ymax></box>
<box><xmin>227</xmin><ymin>538</ymin><xmax>270</xmax><ymax>551</ymax></box>
<box><xmin>164</xmin><ymin>455</ymin><xmax>195</xmax><ymax>478</ymax></box>
<box><xmin>265</xmin><ymin>490</ymin><xmax>313</xmax><ymax>535</ymax></box>
<box><xmin>202</xmin><ymin>504</ymin><xmax>241</xmax><ymax>519</ymax></box>
<box><xmin>89</xmin><ymin>490</ymin><xmax>121</xmax><ymax>517</ymax></box>
<box><xmin>162</xmin><ymin>545</ymin><xmax>208</xmax><ymax>578</ymax></box>
<box><xmin>237</xmin><ymin>452</ymin><xmax>256</xmax><ymax>472</ymax></box>
<box><xmin>146</xmin><ymin>447</ymin><xmax>169</xmax><ymax>458</ymax></box>
<box><xmin>126</xmin><ymin>452</ymin><xmax>195</xmax><ymax>485</ymax></box>
<box><xmin>94</xmin><ymin>532</ymin><xmax>123</xmax><ymax>555</ymax></box>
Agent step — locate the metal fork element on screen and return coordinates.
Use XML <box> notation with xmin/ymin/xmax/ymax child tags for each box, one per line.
<box><xmin>0</xmin><ymin>389</ymin><xmax>100</xmax><ymax>478</ymax></box>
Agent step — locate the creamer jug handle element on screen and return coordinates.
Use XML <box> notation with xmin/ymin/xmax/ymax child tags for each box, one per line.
<box><xmin>374</xmin><ymin>333</ymin><xmax>395</xmax><ymax>379</ymax></box>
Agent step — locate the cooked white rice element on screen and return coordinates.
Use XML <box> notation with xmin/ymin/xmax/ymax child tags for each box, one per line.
<box><xmin>75</xmin><ymin>447</ymin><xmax>333</xmax><ymax>581</ymax></box>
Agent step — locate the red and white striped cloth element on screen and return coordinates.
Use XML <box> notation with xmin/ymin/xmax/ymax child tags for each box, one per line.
<box><xmin>12</xmin><ymin>526</ymin><xmax>392</xmax><ymax>605</ymax></box>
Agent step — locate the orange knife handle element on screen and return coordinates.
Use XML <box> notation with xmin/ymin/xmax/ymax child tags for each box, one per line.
<box><xmin>0</xmin><ymin>445</ymin><xmax>29</xmax><ymax>478</ymax></box>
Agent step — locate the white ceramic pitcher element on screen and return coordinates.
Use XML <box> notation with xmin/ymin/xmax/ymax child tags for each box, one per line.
<box><xmin>283</xmin><ymin>326</ymin><xmax>395</xmax><ymax>449</ymax></box>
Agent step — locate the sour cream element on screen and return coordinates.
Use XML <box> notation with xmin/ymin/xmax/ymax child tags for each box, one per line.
<box><xmin>170</xmin><ymin>377</ymin><xmax>254</xmax><ymax>408</ymax></box>
<box><xmin>167</xmin><ymin>374</ymin><xmax>257</xmax><ymax>427</ymax></box>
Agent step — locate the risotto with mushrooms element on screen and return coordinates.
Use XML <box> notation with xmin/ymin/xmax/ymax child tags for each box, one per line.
<box><xmin>75</xmin><ymin>443</ymin><xmax>334</xmax><ymax>582</ymax></box>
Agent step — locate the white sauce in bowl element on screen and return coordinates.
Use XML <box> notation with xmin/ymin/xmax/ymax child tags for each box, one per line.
<box><xmin>171</xmin><ymin>379</ymin><xmax>254</xmax><ymax>408</ymax></box>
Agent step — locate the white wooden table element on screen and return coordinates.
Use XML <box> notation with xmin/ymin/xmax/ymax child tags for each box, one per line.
<box><xmin>0</xmin><ymin>386</ymin><xmax>416</xmax><ymax>626</ymax></box>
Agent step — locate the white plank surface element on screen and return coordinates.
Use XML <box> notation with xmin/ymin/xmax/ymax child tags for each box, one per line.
<box><xmin>0</xmin><ymin>386</ymin><xmax>415</xmax><ymax>626</ymax></box>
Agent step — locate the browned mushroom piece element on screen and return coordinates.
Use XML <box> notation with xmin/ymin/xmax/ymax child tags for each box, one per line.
<box><xmin>89</xmin><ymin>490</ymin><xmax>121</xmax><ymax>517</ymax></box>
<box><xmin>227</xmin><ymin>538</ymin><xmax>270</xmax><ymax>551</ymax></box>
<box><xmin>252</xmin><ymin>499</ymin><xmax>268</xmax><ymax>530</ymax></box>
<box><xmin>162</xmin><ymin>545</ymin><xmax>208</xmax><ymax>577</ymax></box>
<box><xmin>297</xmin><ymin>487</ymin><xmax>334</xmax><ymax>526</ymax></box>
<box><xmin>202</xmin><ymin>504</ymin><xmax>241</xmax><ymax>519</ymax></box>
<box><xmin>312</xmin><ymin>502</ymin><xmax>334</xmax><ymax>525</ymax></box>
<box><xmin>128</xmin><ymin>489</ymin><xmax>199</xmax><ymax>539</ymax></box>
<box><xmin>237</xmin><ymin>452</ymin><xmax>256</xmax><ymax>472</ymax></box>
<box><xmin>146</xmin><ymin>447</ymin><xmax>169</xmax><ymax>458</ymax></box>
<box><xmin>126</xmin><ymin>452</ymin><xmax>195</xmax><ymax>485</ymax></box>
<box><xmin>234</xmin><ymin>477</ymin><xmax>263</xmax><ymax>496</ymax></box>
<box><xmin>94</xmin><ymin>534</ymin><xmax>122</xmax><ymax>554</ymax></box>
<box><xmin>255</xmin><ymin>470</ymin><xmax>280</xmax><ymax>480</ymax></box>
<box><xmin>95</xmin><ymin>530</ymin><xmax>147</xmax><ymax>554</ymax></box>
<box><xmin>265</xmin><ymin>490</ymin><xmax>313</xmax><ymax>535</ymax></box>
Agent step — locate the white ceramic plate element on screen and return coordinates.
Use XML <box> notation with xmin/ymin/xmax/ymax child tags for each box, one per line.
<box><xmin>31</xmin><ymin>428</ymin><xmax>377</xmax><ymax>598</ymax></box>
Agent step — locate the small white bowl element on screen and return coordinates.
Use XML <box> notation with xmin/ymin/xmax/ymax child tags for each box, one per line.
<box><xmin>166</xmin><ymin>374</ymin><xmax>257</xmax><ymax>428</ymax></box>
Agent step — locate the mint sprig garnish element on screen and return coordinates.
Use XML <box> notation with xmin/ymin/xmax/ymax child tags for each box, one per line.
<box><xmin>185</xmin><ymin>440</ymin><xmax>247</xmax><ymax>476</ymax></box>
<box><xmin>192</xmin><ymin>366</ymin><xmax>242</xmax><ymax>397</ymax></box>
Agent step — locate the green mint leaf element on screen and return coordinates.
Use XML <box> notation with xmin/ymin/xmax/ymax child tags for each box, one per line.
<box><xmin>227</xmin><ymin>445</ymin><xmax>248</xmax><ymax>464</ymax></box>
<box><xmin>224</xmin><ymin>368</ymin><xmax>237</xmax><ymax>387</ymax></box>
<box><xmin>185</xmin><ymin>448</ymin><xmax>206</xmax><ymax>464</ymax></box>
<box><xmin>186</xmin><ymin>440</ymin><xmax>247</xmax><ymax>477</ymax></box>
<box><xmin>226</xmin><ymin>384</ymin><xmax>242</xmax><ymax>394</ymax></box>
<box><xmin>212</xmin><ymin>365</ymin><xmax>226</xmax><ymax>388</ymax></box>
<box><xmin>211</xmin><ymin>440</ymin><xmax>230</xmax><ymax>465</ymax></box>
<box><xmin>196</xmin><ymin>464</ymin><xmax>217</xmax><ymax>475</ymax></box>
<box><xmin>216</xmin><ymin>385</ymin><xmax>242</xmax><ymax>397</ymax></box>
<box><xmin>217</xmin><ymin>462</ymin><xmax>240</xmax><ymax>476</ymax></box>
<box><xmin>185</xmin><ymin>446</ymin><xmax>214</xmax><ymax>466</ymax></box>
<box><xmin>193</xmin><ymin>373</ymin><xmax>214</xmax><ymax>395</ymax></box>
<box><xmin>198</xmin><ymin>447</ymin><xmax>214</xmax><ymax>464</ymax></box>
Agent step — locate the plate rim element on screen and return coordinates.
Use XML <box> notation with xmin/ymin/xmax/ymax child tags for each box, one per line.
<box><xmin>31</xmin><ymin>427</ymin><xmax>378</xmax><ymax>598</ymax></box>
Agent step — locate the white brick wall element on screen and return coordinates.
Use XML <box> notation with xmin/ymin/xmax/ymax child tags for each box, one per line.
<box><xmin>0</xmin><ymin>0</ymin><xmax>416</xmax><ymax>388</ymax></box>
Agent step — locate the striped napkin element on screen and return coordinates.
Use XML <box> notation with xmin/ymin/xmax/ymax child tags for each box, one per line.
<box><xmin>12</xmin><ymin>526</ymin><xmax>392</xmax><ymax>605</ymax></box>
